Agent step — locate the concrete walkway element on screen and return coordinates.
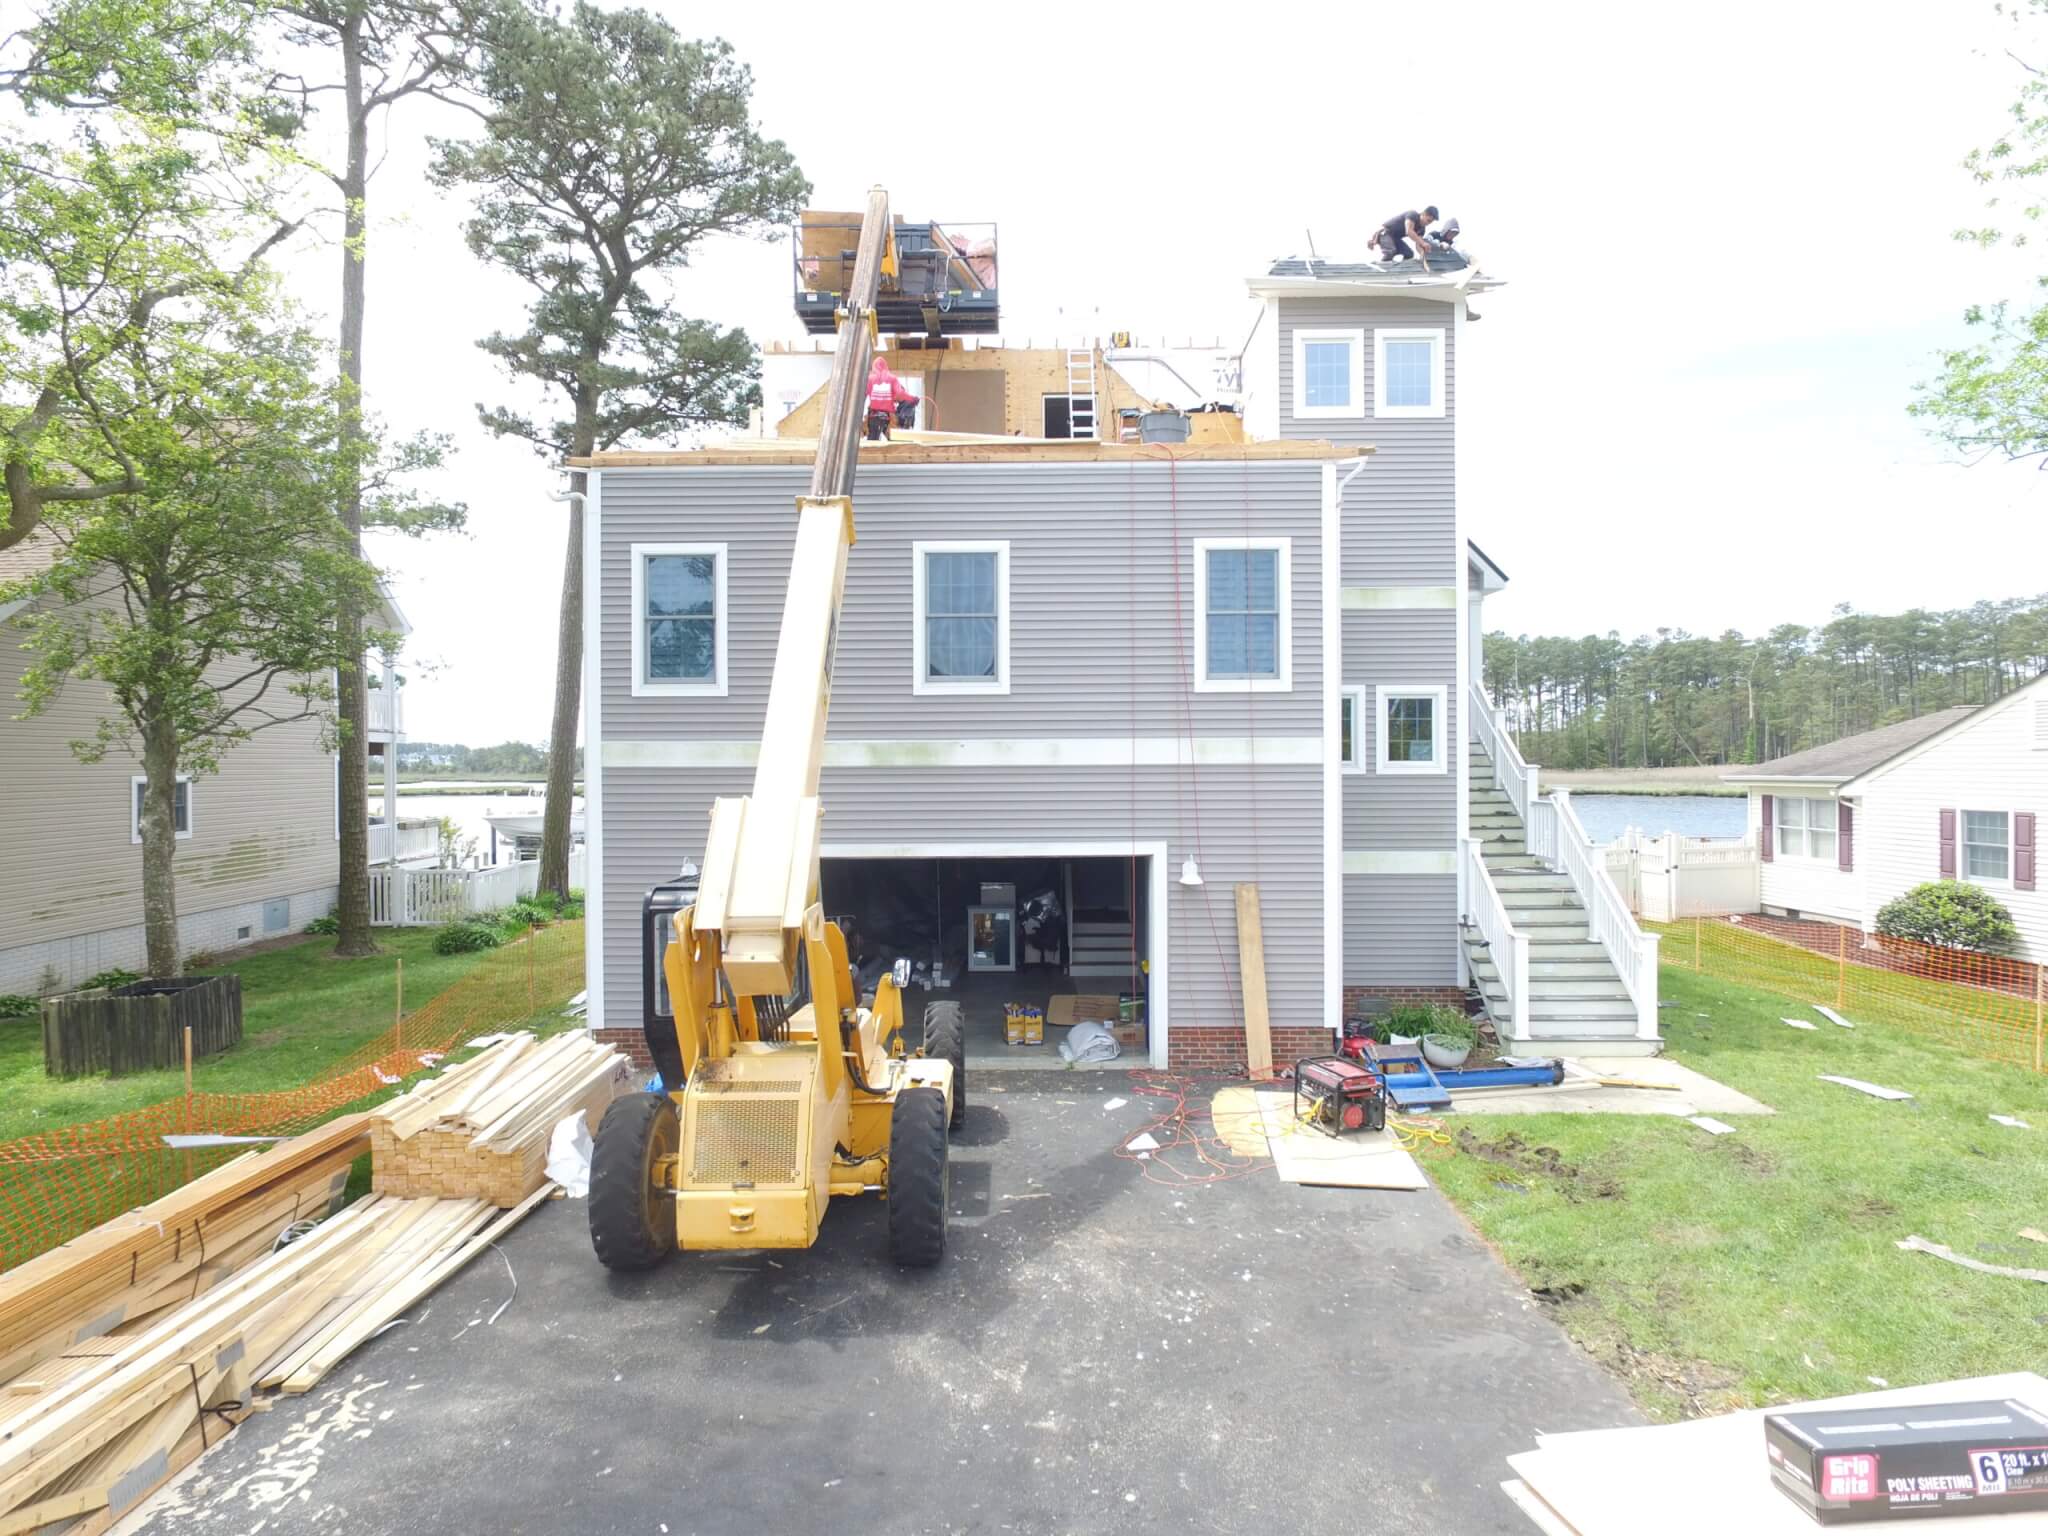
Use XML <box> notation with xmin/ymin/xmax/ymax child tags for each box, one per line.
<box><xmin>126</xmin><ymin>1074</ymin><xmax>1640</xmax><ymax>1536</ymax></box>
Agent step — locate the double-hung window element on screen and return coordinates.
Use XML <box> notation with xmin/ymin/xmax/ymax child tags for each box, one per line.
<box><xmin>1291</xmin><ymin>328</ymin><xmax>1364</xmax><ymax>419</ymax></box>
<box><xmin>1962</xmin><ymin>810</ymin><xmax>2011</xmax><ymax>884</ymax></box>
<box><xmin>631</xmin><ymin>543</ymin><xmax>727</xmax><ymax>697</ymax></box>
<box><xmin>1772</xmin><ymin>796</ymin><xmax>1838</xmax><ymax>862</ymax></box>
<box><xmin>913</xmin><ymin>541</ymin><xmax>1009</xmax><ymax>694</ymax></box>
<box><xmin>1195</xmin><ymin>538</ymin><xmax>1291</xmax><ymax>692</ymax></box>
<box><xmin>1374</xmin><ymin>328</ymin><xmax>1446</xmax><ymax>418</ymax></box>
<box><xmin>131</xmin><ymin>775</ymin><xmax>192</xmax><ymax>843</ymax></box>
<box><xmin>1374</xmin><ymin>686</ymin><xmax>1446</xmax><ymax>774</ymax></box>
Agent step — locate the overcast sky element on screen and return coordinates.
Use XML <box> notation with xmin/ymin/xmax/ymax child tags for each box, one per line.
<box><xmin>290</xmin><ymin>0</ymin><xmax>2048</xmax><ymax>746</ymax></box>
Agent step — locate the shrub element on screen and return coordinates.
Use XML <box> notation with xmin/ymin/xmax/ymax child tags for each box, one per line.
<box><xmin>530</xmin><ymin>889</ymin><xmax>561</xmax><ymax>914</ymax></box>
<box><xmin>433</xmin><ymin>920</ymin><xmax>503</xmax><ymax>956</ymax></box>
<box><xmin>0</xmin><ymin>995</ymin><xmax>36</xmax><ymax>1020</ymax></box>
<box><xmin>500</xmin><ymin>900</ymin><xmax>552</xmax><ymax>932</ymax></box>
<box><xmin>80</xmin><ymin>968</ymin><xmax>141</xmax><ymax>992</ymax></box>
<box><xmin>304</xmin><ymin>914</ymin><xmax>340</xmax><ymax>936</ymax></box>
<box><xmin>1874</xmin><ymin>880</ymin><xmax>2020</xmax><ymax>954</ymax></box>
<box><xmin>1419</xmin><ymin>1006</ymin><xmax>1475</xmax><ymax>1044</ymax></box>
<box><xmin>558</xmin><ymin>897</ymin><xmax>585</xmax><ymax>921</ymax></box>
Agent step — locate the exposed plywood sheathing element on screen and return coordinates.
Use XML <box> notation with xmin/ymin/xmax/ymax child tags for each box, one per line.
<box><xmin>774</xmin><ymin>345</ymin><xmax>1162</xmax><ymax>440</ymax></box>
<box><xmin>574</xmin><ymin>439</ymin><xmax>1363</xmax><ymax>468</ymax></box>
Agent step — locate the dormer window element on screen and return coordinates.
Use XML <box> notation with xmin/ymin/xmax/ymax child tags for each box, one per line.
<box><xmin>1291</xmin><ymin>328</ymin><xmax>1364</xmax><ymax>419</ymax></box>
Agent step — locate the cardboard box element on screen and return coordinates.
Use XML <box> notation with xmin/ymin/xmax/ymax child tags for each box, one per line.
<box><xmin>1110</xmin><ymin>1020</ymin><xmax>1146</xmax><ymax>1052</ymax></box>
<box><xmin>1764</xmin><ymin>1397</ymin><xmax>2048</xmax><ymax>1523</ymax></box>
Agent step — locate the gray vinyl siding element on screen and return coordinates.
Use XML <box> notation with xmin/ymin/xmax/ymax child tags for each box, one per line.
<box><xmin>1279</xmin><ymin>297</ymin><xmax>1454</xmax><ymax>585</ymax></box>
<box><xmin>600</xmin><ymin>461</ymin><xmax>1324</xmax><ymax>741</ymax></box>
<box><xmin>593</xmin><ymin>458</ymin><xmax>1331</xmax><ymax>1045</ymax></box>
<box><xmin>599</xmin><ymin>763</ymin><xmax>1325</xmax><ymax>1044</ymax></box>
<box><xmin>1344</xmin><ymin>873</ymin><xmax>1457</xmax><ymax>985</ymax></box>
<box><xmin>1343</xmin><ymin>610</ymin><xmax>1459</xmax><ymax>849</ymax></box>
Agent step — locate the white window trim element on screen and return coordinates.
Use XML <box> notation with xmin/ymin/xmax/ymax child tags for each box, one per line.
<box><xmin>630</xmin><ymin>542</ymin><xmax>728</xmax><ymax>698</ymax></box>
<box><xmin>1771</xmin><ymin>795</ymin><xmax>1840</xmax><ymax>863</ymax></box>
<box><xmin>131</xmin><ymin>773</ymin><xmax>194</xmax><ymax>843</ymax></box>
<box><xmin>1193</xmin><ymin>536</ymin><xmax>1293</xmax><ymax>694</ymax></box>
<box><xmin>1374</xmin><ymin>684</ymin><xmax>1447</xmax><ymax>775</ymax></box>
<box><xmin>1341</xmin><ymin>687</ymin><xmax>1367</xmax><ymax>774</ymax></box>
<box><xmin>912</xmin><ymin>539</ymin><xmax>1010</xmax><ymax>696</ymax></box>
<box><xmin>1961</xmin><ymin>807</ymin><xmax>2014</xmax><ymax>889</ymax></box>
<box><xmin>1374</xmin><ymin>327</ymin><xmax>1446</xmax><ymax>419</ymax></box>
<box><xmin>1291</xmin><ymin>327</ymin><xmax>1365</xmax><ymax>420</ymax></box>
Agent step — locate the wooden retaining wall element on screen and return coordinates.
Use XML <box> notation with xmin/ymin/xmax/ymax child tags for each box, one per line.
<box><xmin>40</xmin><ymin>974</ymin><xmax>244</xmax><ymax>1078</ymax></box>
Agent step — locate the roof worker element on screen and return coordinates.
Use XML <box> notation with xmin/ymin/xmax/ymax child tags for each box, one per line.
<box><xmin>1375</xmin><ymin>205</ymin><xmax>1438</xmax><ymax>264</ymax></box>
<box><xmin>865</xmin><ymin>354</ymin><xmax>920</xmax><ymax>441</ymax></box>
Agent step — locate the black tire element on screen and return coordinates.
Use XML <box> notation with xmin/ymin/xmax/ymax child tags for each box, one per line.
<box><xmin>923</xmin><ymin>1000</ymin><xmax>967</xmax><ymax>1132</ymax></box>
<box><xmin>887</xmin><ymin>1087</ymin><xmax>948</xmax><ymax>1268</ymax></box>
<box><xmin>589</xmin><ymin>1092</ymin><xmax>678</xmax><ymax>1272</ymax></box>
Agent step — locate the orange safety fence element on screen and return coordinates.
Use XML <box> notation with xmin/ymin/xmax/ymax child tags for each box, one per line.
<box><xmin>1647</xmin><ymin>912</ymin><xmax>2048</xmax><ymax>1073</ymax></box>
<box><xmin>0</xmin><ymin>921</ymin><xmax>586</xmax><ymax>1271</ymax></box>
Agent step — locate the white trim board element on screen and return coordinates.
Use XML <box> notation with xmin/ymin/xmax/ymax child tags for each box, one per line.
<box><xmin>1345</xmin><ymin>850</ymin><xmax>1457</xmax><ymax>876</ymax></box>
<box><xmin>1322</xmin><ymin>461</ymin><xmax>1345</xmax><ymax>1042</ymax></box>
<box><xmin>821</xmin><ymin>838</ymin><xmax>1171</xmax><ymax>1071</ymax></box>
<box><xmin>582</xmin><ymin>470</ymin><xmax>607</xmax><ymax>1032</ymax></box>
<box><xmin>604</xmin><ymin>735</ymin><xmax>1324</xmax><ymax>770</ymax></box>
<box><xmin>1342</xmin><ymin>586</ymin><xmax>1456</xmax><ymax>610</ymax></box>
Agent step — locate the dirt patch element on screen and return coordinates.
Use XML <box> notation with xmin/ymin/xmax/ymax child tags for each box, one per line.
<box><xmin>1603</xmin><ymin>1341</ymin><xmax>1745</xmax><ymax>1419</ymax></box>
<box><xmin>1455</xmin><ymin>1129</ymin><xmax>1622</xmax><ymax>1202</ymax></box>
<box><xmin>1713</xmin><ymin>1138</ymin><xmax>1777</xmax><ymax>1176</ymax></box>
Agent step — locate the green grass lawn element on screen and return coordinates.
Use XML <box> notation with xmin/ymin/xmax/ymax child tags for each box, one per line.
<box><xmin>1425</xmin><ymin>964</ymin><xmax>2048</xmax><ymax>1421</ymax></box>
<box><xmin>0</xmin><ymin>929</ymin><xmax>575</xmax><ymax>1145</ymax></box>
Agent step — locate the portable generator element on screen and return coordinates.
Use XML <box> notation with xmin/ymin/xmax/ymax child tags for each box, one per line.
<box><xmin>1293</xmin><ymin>1055</ymin><xmax>1386</xmax><ymax>1137</ymax></box>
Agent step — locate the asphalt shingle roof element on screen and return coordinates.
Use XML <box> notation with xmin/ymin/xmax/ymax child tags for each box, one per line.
<box><xmin>1722</xmin><ymin>706</ymin><xmax>1978</xmax><ymax>781</ymax></box>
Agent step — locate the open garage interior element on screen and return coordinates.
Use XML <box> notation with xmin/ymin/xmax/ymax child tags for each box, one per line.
<box><xmin>820</xmin><ymin>853</ymin><xmax>1152</xmax><ymax>1069</ymax></box>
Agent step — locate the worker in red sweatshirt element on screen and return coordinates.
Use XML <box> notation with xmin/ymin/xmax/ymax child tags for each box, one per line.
<box><xmin>865</xmin><ymin>355</ymin><xmax>920</xmax><ymax>440</ymax></box>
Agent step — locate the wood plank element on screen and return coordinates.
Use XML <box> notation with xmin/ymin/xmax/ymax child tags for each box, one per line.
<box><xmin>573</xmin><ymin>438</ymin><xmax>1367</xmax><ymax>468</ymax></box>
<box><xmin>1235</xmin><ymin>884</ymin><xmax>1273</xmax><ymax>1082</ymax></box>
<box><xmin>1253</xmin><ymin>1093</ymin><xmax>1426</xmax><ymax>1191</ymax></box>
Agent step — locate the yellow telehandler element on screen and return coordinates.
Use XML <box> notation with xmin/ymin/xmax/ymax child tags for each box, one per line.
<box><xmin>587</xmin><ymin>188</ymin><xmax>969</xmax><ymax>1270</ymax></box>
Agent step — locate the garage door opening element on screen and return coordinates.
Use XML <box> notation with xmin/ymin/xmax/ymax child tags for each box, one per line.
<box><xmin>820</xmin><ymin>853</ymin><xmax>1152</xmax><ymax>1069</ymax></box>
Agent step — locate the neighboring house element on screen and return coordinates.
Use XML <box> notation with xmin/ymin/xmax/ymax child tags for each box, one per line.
<box><xmin>0</xmin><ymin>535</ymin><xmax>413</xmax><ymax>992</ymax></box>
<box><xmin>1724</xmin><ymin>675</ymin><xmax>2048</xmax><ymax>959</ymax></box>
<box><xmin>569</xmin><ymin>238</ymin><xmax>1666</xmax><ymax>1073</ymax></box>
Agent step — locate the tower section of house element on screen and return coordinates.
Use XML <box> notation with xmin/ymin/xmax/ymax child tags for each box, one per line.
<box><xmin>578</xmin><ymin>440</ymin><xmax>1347</xmax><ymax>1072</ymax></box>
<box><xmin>1244</xmin><ymin>258</ymin><xmax>1506</xmax><ymax>1012</ymax></box>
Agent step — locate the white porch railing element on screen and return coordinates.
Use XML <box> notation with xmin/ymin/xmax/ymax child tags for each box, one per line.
<box><xmin>366</xmin><ymin>685</ymin><xmax>402</xmax><ymax>738</ymax></box>
<box><xmin>1467</xmin><ymin>680</ymin><xmax>1539</xmax><ymax>828</ymax></box>
<box><xmin>1463</xmin><ymin>837</ymin><xmax>1531</xmax><ymax>1040</ymax></box>
<box><xmin>368</xmin><ymin>817</ymin><xmax>440</xmax><ymax>865</ymax></box>
<box><xmin>1546</xmin><ymin>790</ymin><xmax>1660</xmax><ymax>1040</ymax></box>
<box><xmin>368</xmin><ymin>849</ymin><xmax>587</xmax><ymax>926</ymax></box>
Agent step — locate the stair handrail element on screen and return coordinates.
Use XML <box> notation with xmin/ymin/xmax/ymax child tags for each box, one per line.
<box><xmin>1467</xmin><ymin>680</ymin><xmax>1539</xmax><ymax>828</ymax></box>
<box><xmin>1544</xmin><ymin>789</ymin><xmax>1661</xmax><ymax>1041</ymax></box>
<box><xmin>1462</xmin><ymin>837</ymin><xmax>1531</xmax><ymax>1041</ymax></box>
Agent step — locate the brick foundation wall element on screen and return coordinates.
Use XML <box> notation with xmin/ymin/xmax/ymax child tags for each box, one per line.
<box><xmin>592</xmin><ymin>1027</ymin><xmax>653</xmax><ymax>1072</ymax></box>
<box><xmin>1166</xmin><ymin>1024</ymin><xmax>1333</xmax><ymax>1075</ymax></box>
<box><xmin>1342</xmin><ymin>985</ymin><xmax>1471</xmax><ymax>1017</ymax></box>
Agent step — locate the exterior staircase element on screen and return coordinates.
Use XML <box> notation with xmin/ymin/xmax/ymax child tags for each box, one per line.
<box><xmin>1464</xmin><ymin>719</ymin><xmax>1662</xmax><ymax>1055</ymax></box>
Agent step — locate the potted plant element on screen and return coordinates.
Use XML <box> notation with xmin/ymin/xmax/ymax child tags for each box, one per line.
<box><xmin>1420</xmin><ymin>1006</ymin><xmax>1476</xmax><ymax>1070</ymax></box>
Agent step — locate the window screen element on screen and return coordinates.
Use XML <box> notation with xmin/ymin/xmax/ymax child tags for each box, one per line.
<box><xmin>1301</xmin><ymin>339</ymin><xmax>1352</xmax><ymax>409</ymax></box>
<box><xmin>925</xmin><ymin>550</ymin><xmax>999</xmax><ymax>679</ymax></box>
<box><xmin>1382</xmin><ymin>337</ymin><xmax>1434</xmax><ymax>409</ymax></box>
<box><xmin>644</xmin><ymin>553</ymin><xmax>717</xmax><ymax>681</ymax></box>
<box><xmin>1205</xmin><ymin>547</ymin><xmax>1280</xmax><ymax>679</ymax></box>
<box><xmin>1964</xmin><ymin>810</ymin><xmax>2010</xmax><ymax>881</ymax></box>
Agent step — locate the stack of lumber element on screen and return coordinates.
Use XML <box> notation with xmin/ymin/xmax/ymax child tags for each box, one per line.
<box><xmin>0</xmin><ymin>1115</ymin><xmax>367</xmax><ymax>1391</ymax></box>
<box><xmin>371</xmin><ymin>1031</ymin><xmax>624</xmax><ymax>1206</ymax></box>
<box><xmin>0</xmin><ymin>1186</ymin><xmax>553</xmax><ymax>1535</ymax></box>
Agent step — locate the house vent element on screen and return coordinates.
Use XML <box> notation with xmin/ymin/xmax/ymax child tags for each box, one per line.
<box><xmin>236</xmin><ymin>925</ymin><xmax>252</xmax><ymax>941</ymax></box>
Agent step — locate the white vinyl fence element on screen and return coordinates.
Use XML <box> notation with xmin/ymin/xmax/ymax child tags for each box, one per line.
<box><xmin>368</xmin><ymin>849</ymin><xmax>587</xmax><ymax>926</ymax></box>
<box><xmin>1605</xmin><ymin>830</ymin><xmax>1758</xmax><ymax>922</ymax></box>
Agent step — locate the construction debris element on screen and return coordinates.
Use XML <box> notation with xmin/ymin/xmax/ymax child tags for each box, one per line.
<box><xmin>1896</xmin><ymin>1234</ymin><xmax>2048</xmax><ymax>1284</ymax></box>
<box><xmin>1817</xmin><ymin>1074</ymin><xmax>1913</xmax><ymax>1101</ymax></box>
<box><xmin>371</xmin><ymin>1031</ymin><xmax>626</xmax><ymax>1205</ymax></box>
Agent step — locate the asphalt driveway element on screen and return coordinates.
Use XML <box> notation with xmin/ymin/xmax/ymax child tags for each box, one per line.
<box><xmin>128</xmin><ymin>1074</ymin><xmax>1639</xmax><ymax>1535</ymax></box>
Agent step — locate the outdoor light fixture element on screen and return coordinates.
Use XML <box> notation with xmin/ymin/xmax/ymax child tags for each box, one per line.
<box><xmin>1178</xmin><ymin>856</ymin><xmax>1204</xmax><ymax>887</ymax></box>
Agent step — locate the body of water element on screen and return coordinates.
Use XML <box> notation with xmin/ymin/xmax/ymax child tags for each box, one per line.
<box><xmin>1570</xmin><ymin>793</ymin><xmax>1748</xmax><ymax>844</ymax></box>
<box><xmin>370</xmin><ymin>790</ymin><xmax>580</xmax><ymax>867</ymax></box>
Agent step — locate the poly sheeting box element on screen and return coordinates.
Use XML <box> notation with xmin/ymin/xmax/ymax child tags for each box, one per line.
<box><xmin>1765</xmin><ymin>1398</ymin><xmax>2048</xmax><ymax>1523</ymax></box>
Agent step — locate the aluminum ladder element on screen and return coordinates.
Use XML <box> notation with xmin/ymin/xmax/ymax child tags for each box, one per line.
<box><xmin>1065</xmin><ymin>347</ymin><xmax>1098</xmax><ymax>440</ymax></box>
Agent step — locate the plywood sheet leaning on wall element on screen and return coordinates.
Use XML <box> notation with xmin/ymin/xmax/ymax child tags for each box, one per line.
<box><xmin>1235</xmin><ymin>884</ymin><xmax>1273</xmax><ymax>1082</ymax></box>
